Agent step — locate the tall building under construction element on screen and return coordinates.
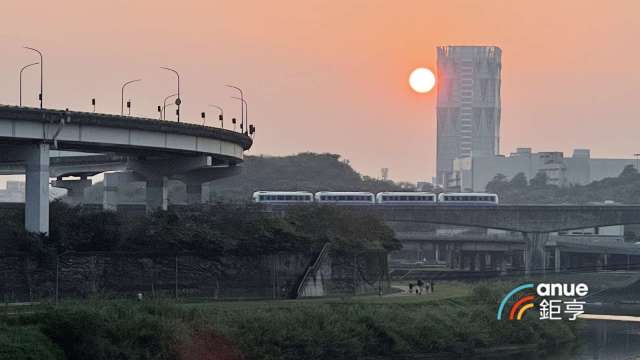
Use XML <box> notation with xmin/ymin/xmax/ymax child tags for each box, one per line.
<box><xmin>435</xmin><ymin>46</ymin><xmax>502</xmax><ymax>187</ymax></box>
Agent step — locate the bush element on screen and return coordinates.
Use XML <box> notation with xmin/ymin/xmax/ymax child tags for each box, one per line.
<box><xmin>0</xmin><ymin>324</ymin><xmax>63</xmax><ymax>360</ymax></box>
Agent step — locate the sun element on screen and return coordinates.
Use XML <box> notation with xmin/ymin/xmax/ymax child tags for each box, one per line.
<box><xmin>409</xmin><ymin>67</ymin><xmax>436</xmax><ymax>93</ymax></box>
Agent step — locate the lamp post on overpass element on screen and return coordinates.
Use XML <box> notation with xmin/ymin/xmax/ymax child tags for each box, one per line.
<box><xmin>19</xmin><ymin>62</ymin><xmax>39</xmax><ymax>107</ymax></box>
<box><xmin>121</xmin><ymin>79</ymin><xmax>142</xmax><ymax>116</ymax></box>
<box><xmin>208</xmin><ymin>105</ymin><xmax>224</xmax><ymax>128</ymax></box>
<box><xmin>23</xmin><ymin>47</ymin><xmax>43</xmax><ymax>109</ymax></box>
<box><xmin>231</xmin><ymin>96</ymin><xmax>248</xmax><ymax>135</ymax></box>
<box><xmin>225</xmin><ymin>85</ymin><xmax>244</xmax><ymax>132</ymax></box>
<box><xmin>163</xmin><ymin>93</ymin><xmax>178</xmax><ymax>120</ymax></box>
<box><xmin>160</xmin><ymin>67</ymin><xmax>181</xmax><ymax>122</ymax></box>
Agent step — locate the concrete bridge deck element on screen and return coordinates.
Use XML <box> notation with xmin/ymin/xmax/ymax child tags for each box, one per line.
<box><xmin>0</xmin><ymin>106</ymin><xmax>253</xmax><ymax>233</ymax></box>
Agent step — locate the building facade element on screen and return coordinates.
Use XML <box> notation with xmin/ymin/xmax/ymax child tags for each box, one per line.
<box><xmin>436</xmin><ymin>45</ymin><xmax>502</xmax><ymax>186</ymax></box>
<box><xmin>452</xmin><ymin>148</ymin><xmax>636</xmax><ymax>192</ymax></box>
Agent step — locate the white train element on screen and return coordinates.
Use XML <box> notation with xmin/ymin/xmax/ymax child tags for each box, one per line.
<box><xmin>252</xmin><ymin>191</ymin><xmax>314</xmax><ymax>203</ymax></box>
<box><xmin>315</xmin><ymin>191</ymin><xmax>375</xmax><ymax>205</ymax></box>
<box><xmin>253</xmin><ymin>191</ymin><xmax>498</xmax><ymax>205</ymax></box>
<box><xmin>438</xmin><ymin>192</ymin><xmax>498</xmax><ymax>206</ymax></box>
<box><xmin>376</xmin><ymin>192</ymin><xmax>437</xmax><ymax>205</ymax></box>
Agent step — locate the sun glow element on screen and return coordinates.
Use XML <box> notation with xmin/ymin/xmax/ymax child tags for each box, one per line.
<box><xmin>409</xmin><ymin>68</ymin><xmax>436</xmax><ymax>93</ymax></box>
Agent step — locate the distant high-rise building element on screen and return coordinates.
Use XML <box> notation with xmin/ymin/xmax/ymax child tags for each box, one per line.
<box><xmin>436</xmin><ymin>46</ymin><xmax>502</xmax><ymax>187</ymax></box>
<box><xmin>380</xmin><ymin>168</ymin><xmax>389</xmax><ymax>181</ymax></box>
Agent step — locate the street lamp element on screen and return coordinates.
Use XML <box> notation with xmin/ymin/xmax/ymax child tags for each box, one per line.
<box><xmin>208</xmin><ymin>105</ymin><xmax>224</xmax><ymax>128</ymax></box>
<box><xmin>231</xmin><ymin>96</ymin><xmax>248</xmax><ymax>135</ymax></box>
<box><xmin>121</xmin><ymin>79</ymin><xmax>142</xmax><ymax>116</ymax></box>
<box><xmin>19</xmin><ymin>62</ymin><xmax>39</xmax><ymax>107</ymax></box>
<box><xmin>162</xmin><ymin>93</ymin><xmax>178</xmax><ymax>120</ymax></box>
<box><xmin>160</xmin><ymin>67</ymin><xmax>181</xmax><ymax>122</ymax></box>
<box><xmin>23</xmin><ymin>47</ymin><xmax>43</xmax><ymax>109</ymax></box>
<box><xmin>225</xmin><ymin>85</ymin><xmax>244</xmax><ymax>131</ymax></box>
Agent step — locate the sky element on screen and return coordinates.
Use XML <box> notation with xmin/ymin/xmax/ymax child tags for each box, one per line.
<box><xmin>1</xmin><ymin>0</ymin><xmax>640</xmax><ymax>186</ymax></box>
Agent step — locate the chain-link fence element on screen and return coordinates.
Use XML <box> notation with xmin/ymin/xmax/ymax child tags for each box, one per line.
<box><xmin>0</xmin><ymin>250</ymin><xmax>390</xmax><ymax>304</ymax></box>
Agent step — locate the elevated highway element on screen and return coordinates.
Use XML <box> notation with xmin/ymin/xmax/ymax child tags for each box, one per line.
<box><xmin>0</xmin><ymin>105</ymin><xmax>252</xmax><ymax>233</ymax></box>
<box><xmin>270</xmin><ymin>203</ymin><xmax>640</xmax><ymax>274</ymax></box>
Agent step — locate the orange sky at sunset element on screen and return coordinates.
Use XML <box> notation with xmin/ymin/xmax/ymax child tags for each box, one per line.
<box><xmin>1</xmin><ymin>0</ymin><xmax>640</xmax><ymax>183</ymax></box>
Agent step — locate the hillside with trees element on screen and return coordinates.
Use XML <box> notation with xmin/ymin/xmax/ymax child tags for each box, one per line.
<box><xmin>83</xmin><ymin>152</ymin><xmax>414</xmax><ymax>203</ymax></box>
<box><xmin>486</xmin><ymin>164</ymin><xmax>640</xmax><ymax>204</ymax></box>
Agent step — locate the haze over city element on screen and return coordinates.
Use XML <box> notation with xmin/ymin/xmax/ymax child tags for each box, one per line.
<box><xmin>1</xmin><ymin>0</ymin><xmax>639</xmax><ymax>184</ymax></box>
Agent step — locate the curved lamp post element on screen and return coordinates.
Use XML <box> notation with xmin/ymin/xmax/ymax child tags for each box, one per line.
<box><xmin>19</xmin><ymin>62</ymin><xmax>39</xmax><ymax>106</ymax></box>
<box><xmin>162</xmin><ymin>93</ymin><xmax>178</xmax><ymax>120</ymax></box>
<box><xmin>231</xmin><ymin>96</ymin><xmax>248</xmax><ymax>134</ymax></box>
<box><xmin>23</xmin><ymin>46</ymin><xmax>43</xmax><ymax>109</ymax></box>
<box><xmin>161</xmin><ymin>67</ymin><xmax>181</xmax><ymax>122</ymax></box>
<box><xmin>121</xmin><ymin>79</ymin><xmax>142</xmax><ymax>116</ymax></box>
<box><xmin>208</xmin><ymin>105</ymin><xmax>224</xmax><ymax>128</ymax></box>
<box><xmin>225</xmin><ymin>85</ymin><xmax>244</xmax><ymax>131</ymax></box>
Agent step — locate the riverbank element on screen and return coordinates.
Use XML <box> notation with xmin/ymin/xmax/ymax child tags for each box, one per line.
<box><xmin>0</xmin><ymin>282</ymin><xmax>577</xmax><ymax>360</ymax></box>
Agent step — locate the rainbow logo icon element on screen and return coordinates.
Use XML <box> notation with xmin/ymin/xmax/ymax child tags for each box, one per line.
<box><xmin>497</xmin><ymin>283</ymin><xmax>535</xmax><ymax>320</ymax></box>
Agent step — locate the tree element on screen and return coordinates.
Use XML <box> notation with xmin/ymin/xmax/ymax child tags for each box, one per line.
<box><xmin>509</xmin><ymin>172</ymin><xmax>528</xmax><ymax>189</ymax></box>
<box><xmin>486</xmin><ymin>173</ymin><xmax>509</xmax><ymax>194</ymax></box>
<box><xmin>619</xmin><ymin>164</ymin><xmax>639</xmax><ymax>180</ymax></box>
<box><xmin>530</xmin><ymin>171</ymin><xmax>549</xmax><ymax>188</ymax></box>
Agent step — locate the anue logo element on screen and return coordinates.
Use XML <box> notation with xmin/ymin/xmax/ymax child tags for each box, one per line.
<box><xmin>497</xmin><ymin>283</ymin><xmax>588</xmax><ymax>321</ymax></box>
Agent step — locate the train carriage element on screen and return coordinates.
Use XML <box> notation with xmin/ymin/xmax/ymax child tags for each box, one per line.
<box><xmin>252</xmin><ymin>191</ymin><xmax>314</xmax><ymax>203</ymax></box>
<box><xmin>376</xmin><ymin>192</ymin><xmax>437</xmax><ymax>205</ymax></box>
<box><xmin>437</xmin><ymin>192</ymin><xmax>499</xmax><ymax>206</ymax></box>
<box><xmin>314</xmin><ymin>191</ymin><xmax>375</xmax><ymax>205</ymax></box>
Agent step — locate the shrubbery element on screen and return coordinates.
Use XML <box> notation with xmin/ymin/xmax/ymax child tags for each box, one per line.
<box><xmin>0</xmin><ymin>294</ymin><xmax>576</xmax><ymax>360</ymax></box>
<box><xmin>0</xmin><ymin>201</ymin><xmax>399</xmax><ymax>259</ymax></box>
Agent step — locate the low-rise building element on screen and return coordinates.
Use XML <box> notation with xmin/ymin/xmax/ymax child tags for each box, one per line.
<box><xmin>451</xmin><ymin>148</ymin><xmax>635</xmax><ymax>192</ymax></box>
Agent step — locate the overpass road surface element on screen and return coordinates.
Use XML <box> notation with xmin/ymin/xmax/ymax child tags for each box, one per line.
<box><xmin>0</xmin><ymin>105</ymin><xmax>252</xmax><ymax>234</ymax></box>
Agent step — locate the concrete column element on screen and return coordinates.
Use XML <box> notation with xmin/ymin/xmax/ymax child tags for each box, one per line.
<box><xmin>603</xmin><ymin>253</ymin><xmax>609</xmax><ymax>270</ymax></box>
<box><xmin>24</xmin><ymin>143</ymin><xmax>50</xmax><ymax>234</ymax></box>
<box><xmin>500</xmin><ymin>254</ymin><xmax>508</xmax><ymax>275</ymax></box>
<box><xmin>474</xmin><ymin>252</ymin><xmax>481</xmax><ymax>271</ymax></box>
<box><xmin>554</xmin><ymin>247</ymin><xmax>561</xmax><ymax>273</ymax></box>
<box><xmin>146</xmin><ymin>176</ymin><xmax>168</xmax><ymax>211</ymax></box>
<box><xmin>185</xmin><ymin>182</ymin><xmax>203</xmax><ymax>205</ymax></box>
<box><xmin>523</xmin><ymin>232</ymin><xmax>550</xmax><ymax>276</ymax></box>
<box><xmin>103</xmin><ymin>172</ymin><xmax>120</xmax><ymax>211</ymax></box>
<box><xmin>52</xmin><ymin>177</ymin><xmax>92</xmax><ymax>204</ymax></box>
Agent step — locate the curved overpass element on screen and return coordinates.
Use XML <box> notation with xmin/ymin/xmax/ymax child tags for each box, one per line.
<box><xmin>0</xmin><ymin>106</ymin><xmax>253</xmax><ymax>233</ymax></box>
<box><xmin>0</xmin><ymin>105</ymin><xmax>251</xmax><ymax>160</ymax></box>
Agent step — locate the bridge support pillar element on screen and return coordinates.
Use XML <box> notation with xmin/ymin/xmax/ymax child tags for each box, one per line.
<box><xmin>103</xmin><ymin>172</ymin><xmax>121</xmax><ymax>211</ymax></box>
<box><xmin>24</xmin><ymin>143</ymin><xmax>50</xmax><ymax>234</ymax></box>
<box><xmin>52</xmin><ymin>177</ymin><xmax>91</xmax><ymax>204</ymax></box>
<box><xmin>554</xmin><ymin>247</ymin><xmax>561</xmax><ymax>273</ymax></box>
<box><xmin>523</xmin><ymin>232</ymin><xmax>549</xmax><ymax>276</ymax></box>
<box><xmin>146</xmin><ymin>176</ymin><xmax>168</xmax><ymax>211</ymax></box>
<box><xmin>474</xmin><ymin>252</ymin><xmax>481</xmax><ymax>271</ymax></box>
<box><xmin>186</xmin><ymin>182</ymin><xmax>204</xmax><ymax>205</ymax></box>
